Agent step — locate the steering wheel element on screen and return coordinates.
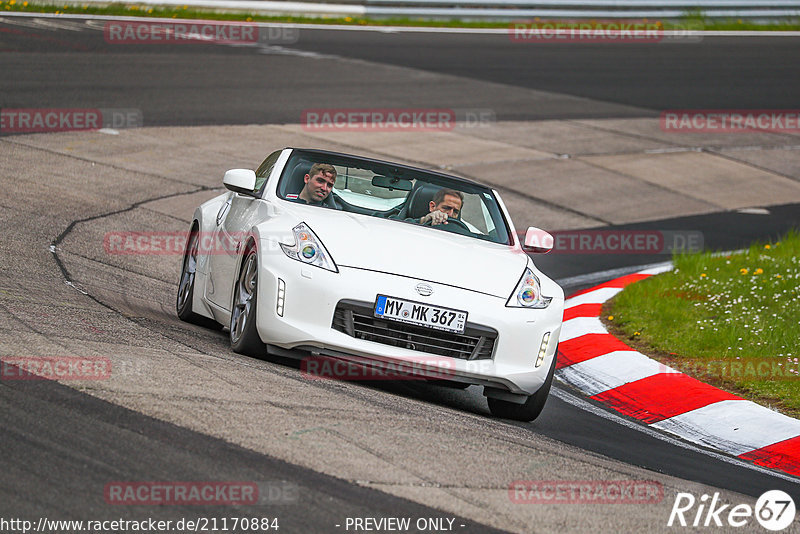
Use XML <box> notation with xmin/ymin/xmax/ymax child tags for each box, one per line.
<box><xmin>422</xmin><ymin>216</ymin><xmax>472</xmax><ymax>236</ymax></box>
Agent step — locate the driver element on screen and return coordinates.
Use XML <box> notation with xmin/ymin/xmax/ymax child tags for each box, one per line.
<box><xmin>419</xmin><ymin>189</ymin><xmax>464</xmax><ymax>226</ymax></box>
<box><xmin>294</xmin><ymin>163</ymin><xmax>337</xmax><ymax>206</ymax></box>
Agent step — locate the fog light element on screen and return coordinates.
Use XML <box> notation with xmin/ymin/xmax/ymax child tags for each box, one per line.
<box><xmin>536</xmin><ymin>332</ymin><xmax>550</xmax><ymax>368</ymax></box>
<box><xmin>276</xmin><ymin>278</ymin><xmax>286</xmax><ymax>317</ymax></box>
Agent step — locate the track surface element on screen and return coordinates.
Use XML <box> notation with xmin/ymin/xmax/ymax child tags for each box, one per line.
<box><xmin>2</xmin><ymin>16</ymin><xmax>800</xmax><ymax>533</ymax></box>
<box><xmin>2</xmin><ymin>16</ymin><xmax>800</xmax><ymax>125</ymax></box>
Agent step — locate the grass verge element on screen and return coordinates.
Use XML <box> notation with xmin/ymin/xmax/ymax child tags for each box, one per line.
<box><xmin>1</xmin><ymin>1</ymin><xmax>800</xmax><ymax>31</ymax></box>
<box><xmin>604</xmin><ymin>230</ymin><xmax>800</xmax><ymax>418</ymax></box>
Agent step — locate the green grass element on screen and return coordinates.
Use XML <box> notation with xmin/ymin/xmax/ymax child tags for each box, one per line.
<box><xmin>606</xmin><ymin>230</ymin><xmax>800</xmax><ymax>418</ymax></box>
<box><xmin>2</xmin><ymin>1</ymin><xmax>800</xmax><ymax>31</ymax></box>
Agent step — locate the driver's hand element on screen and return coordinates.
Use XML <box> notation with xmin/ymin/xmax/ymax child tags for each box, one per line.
<box><xmin>421</xmin><ymin>211</ymin><xmax>448</xmax><ymax>226</ymax></box>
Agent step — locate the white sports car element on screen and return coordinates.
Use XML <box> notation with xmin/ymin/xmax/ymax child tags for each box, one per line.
<box><xmin>177</xmin><ymin>148</ymin><xmax>564</xmax><ymax>421</ymax></box>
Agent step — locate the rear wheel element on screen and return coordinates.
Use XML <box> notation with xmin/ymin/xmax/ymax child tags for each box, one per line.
<box><xmin>488</xmin><ymin>347</ymin><xmax>557</xmax><ymax>422</ymax></box>
<box><xmin>230</xmin><ymin>246</ymin><xmax>265</xmax><ymax>357</ymax></box>
<box><xmin>177</xmin><ymin>226</ymin><xmax>221</xmax><ymax>329</ymax></box>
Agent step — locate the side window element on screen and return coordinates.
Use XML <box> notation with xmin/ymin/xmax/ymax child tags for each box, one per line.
<box><xmin>254</xmin><ymin>150</ymin><xmax>282</xmax><ymax>193</ymax></box>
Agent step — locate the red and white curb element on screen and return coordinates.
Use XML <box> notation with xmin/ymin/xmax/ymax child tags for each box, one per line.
<box><xmin>557</xmin><ymin>264</ymin><xmax>800</xmax><ymax>477</ymax></box>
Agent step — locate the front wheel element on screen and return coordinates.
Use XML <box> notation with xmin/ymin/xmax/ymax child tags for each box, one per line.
<box><xmin>488</xmin><ymin>347</ymin><xmax>557</xmax><ymax>422</ymax></box>
<box><xmin>177</xmin><ymin>226</ymin><xmax>221</xmax><ymax>330</ymax></box>
<box><xmin>230</xmin><ymin>246</ymin><xmax>266</xmax><ymax>357</ymax></box>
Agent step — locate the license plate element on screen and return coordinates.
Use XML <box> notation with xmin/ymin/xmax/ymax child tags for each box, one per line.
<box><xmin>374</xmin><ymin>295</ymin><xmax>467</xmax><ymax>334</ymax></box>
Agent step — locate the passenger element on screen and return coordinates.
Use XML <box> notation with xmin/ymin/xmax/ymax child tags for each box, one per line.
<box><xmin>293</xmin><ymin>163</ymin><xmax>337</xmax><ymax>206</ymax></box>
<box><xmin>419</xmin><ymin>188</ymin><xmax>464</xmax><ymax>226</ymax></box>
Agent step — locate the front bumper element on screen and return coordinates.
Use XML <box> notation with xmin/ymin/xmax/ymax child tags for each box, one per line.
<box><xmin>255</xmin><ymin>252</ymin><xmax>563</xmax><ymax>395</ymax></box>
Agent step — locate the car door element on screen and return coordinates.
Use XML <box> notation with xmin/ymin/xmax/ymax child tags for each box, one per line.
<box><xmin>206</xmin><ymin>150</ymin><xmax>282</xmax><ymax>311</ymax></box>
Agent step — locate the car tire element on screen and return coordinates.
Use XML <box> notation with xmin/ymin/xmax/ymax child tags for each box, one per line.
<box><xmin>177</xmin><ymin>225</ymin><xmax>222</xmax><ymax>330</ymax></box>
<box><xmin>487</xmin><ymin>346</ymin><xmax>557</xmax><ymax>422</ymax></box>
<box><xmin>230</xmin><ymin>245</ymin><xmax>266</xmax><ymax>357</ymax></box>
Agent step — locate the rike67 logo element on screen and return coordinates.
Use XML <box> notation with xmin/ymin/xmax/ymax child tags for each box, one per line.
<box><xmin>668</xmin><ymin>490</ymin><xmax>796</xmax><ymax>531</ymax></box>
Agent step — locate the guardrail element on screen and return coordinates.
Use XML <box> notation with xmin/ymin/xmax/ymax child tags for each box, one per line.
<box><xmin>364</xmin><ymin>0</ymin><xmax>800</xmax><ymax>19</ymax></box>
<box><xmin>62</xmin><ymin>0</ymin><xmax>800</xmax><ymax>20</ymax></box>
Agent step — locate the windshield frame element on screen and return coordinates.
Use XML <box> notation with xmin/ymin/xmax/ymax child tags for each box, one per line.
<box><xmin>276</xmin><ymin>148</ymin><xmax>513</xmax><ymax>245</ymax></box>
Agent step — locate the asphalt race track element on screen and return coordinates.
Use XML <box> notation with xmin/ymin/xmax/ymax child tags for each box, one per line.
<box><xmin>2</xmin><ymin>17</ymin><xmax>800</xmax><ymax>124</ymax></box>
<box><xmin>2</xmin><ymin>15</ymin><xmax>800</xmax><ymax>533</ymax></box>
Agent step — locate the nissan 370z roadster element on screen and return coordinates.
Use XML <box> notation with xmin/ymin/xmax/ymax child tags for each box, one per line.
<box><xmin>177</xmin><ymin>148</ymin><xmax>564</xmax><ymax>421</ymax></box>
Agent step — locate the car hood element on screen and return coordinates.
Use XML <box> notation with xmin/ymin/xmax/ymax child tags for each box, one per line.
<box><xmin>291</xmin><ymin>208</ymin><xmax>527</xmax><ymax>298</ymax></box>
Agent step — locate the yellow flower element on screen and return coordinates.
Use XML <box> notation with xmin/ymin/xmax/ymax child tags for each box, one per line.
<box><xmin>764</xmin><ymin>244</ymin><xmax>771</xmax><ymax>250</ymax></box>
<box><xmin>754</xmin><ymin>268</ymin><xmax>764</xmax><ymax>275</ymax></box>
<box><xmin>607</xmin><ymin>315</ymin><xmax>614</xmax><ymax>321</ymax></box>
<box><xmin>700</xmin><ymin>273</ymin><xmax>707</xmax><ymax>278</ymax></box>
<box><xmin>246</xmin><ymin>16</ymin><xmax>252</xmax><ymax>21</ymax></box>
<box><xmin>776</xmin><ymin>274</ymin><xmax>783</xmax><ymax>279</ymax></box>
<box><xmin>9</xmin><ymin>0</ymin><xmax>15</xmax><ymax>4</ymax></box>
<box><xmin>633</xmin><ymin>331</ymin><xmax>641</xmax><ymax>336</ymax></box>
<box><xmin>147</xmin><ymin>7</ymin><xmax>152</xmax><ymax>12</ymax></box>
<box><xmin>740</xmin><ymin>268</ymin><xmax>748</xmax><ymax>275</ymax></box>
<box><xmin>24</xmin><ymin>0</ymin><xmax>28</xmax><ymax>5</ymax></box>
<box><xmin>344</xmin><ymin>16</ymin><xmax>352</xmax><ymax>21</ymax></box>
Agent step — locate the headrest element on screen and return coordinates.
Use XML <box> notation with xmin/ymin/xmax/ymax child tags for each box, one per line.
<box><xmin>286</xmin><ymin>160</ymin><xmax>313</xmax><ymax>196</ymax></box>
<box><xmin>406</xmin><ymin>183</ymin><xmax>443</xmax><ymax>220</ymax></box>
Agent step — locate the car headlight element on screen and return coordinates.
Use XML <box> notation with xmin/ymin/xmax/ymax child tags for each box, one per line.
<box><xmin>507</xmin><ymin>267</ymin><xmax>552</xmax><ymax>309</ymax></box>
<box><xmin>280</xmin><ymin>222</ymin><xmax>338</xmax><ymax>273</ymax></box>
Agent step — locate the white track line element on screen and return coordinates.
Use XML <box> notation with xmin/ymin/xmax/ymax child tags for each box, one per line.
<box><xmin>556</xmin><ymin>350</ymin><xmax>677</xmax><ymax>396</ymax></box>
<box><xmin>652</xmin><ymin>400</ymin><xmax>800</xmax><ymax>457</ymax></box>
<box><xmin>4</xmin><ymin>12</ymin><xmax>800</xmax><ymax>36</ymax></box>
<box><xmin>564</xmin><ymin>286</ymin><xmax>623</xmax><ymax>308</ymax></box>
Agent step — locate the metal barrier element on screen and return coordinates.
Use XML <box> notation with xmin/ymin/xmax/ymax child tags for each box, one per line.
<box><xmin>59</xmin><ymin>0</ymin><xmax>800</xmax><ymax>20</ymax></box>
<box><xmin>362</xmin><ymin>0</ymin><xmax>800</xmax><ymax>19</ymax></box>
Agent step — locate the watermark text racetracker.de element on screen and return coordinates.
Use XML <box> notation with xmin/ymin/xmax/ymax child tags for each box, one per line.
<box><xmin>508</xmin><ymin>19</ymin><xmax>703</xmax><ymax>43</ymax></box>
<box><xmin>103</xmin><ymin>230</ymin><xmax>296</xmax><ymax>256</ymax></box>
<box><xmin>104</xmin><ymin>480</ymin><xmax>298</xmax><ymax>505</ymax></box>
<box><xmin>1</xmin><ymin>356</ymin><xmax>111</xmax><ymax>381</ymax></box>
<box><xmin>301</xmin><ymin>354</ymin><xmax>464</xmax><ymax>381</ymax></box>
<box><xmin>509</xmin><ymin>480</ymin><xmax>664</xmax><ymax>504</ymax></box>
<box><xmin>659</xmin><ymin>359</ymin><xmax>800</xmax><ymax>381</ymax></box>
<box><xmin>523</xmin><ymin>229</ymin><xmax>703</xmax><ymax>254</ymax></box>
<box><xmin>301</xmin><ymin>108</ymin><xmax>495</xmax><ymax>131</ymax></box>
<box><xmin>0</xmin><ymin>108</ymin><xmax>142</xmax><ymax>134</ymax></box>
<box><xmin>661</xmin><ymin>109</ymin><xmax>800</xmax><ymax>133</ymax></box>
<box><xmin>104</xmin><ymin>20</ymin><xmax>298</xmax><ymax>45</ymax></box>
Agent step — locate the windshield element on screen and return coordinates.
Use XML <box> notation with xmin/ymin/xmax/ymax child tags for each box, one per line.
<box><xmin>276</xmin><ymin>150</ymin><xmax>511</xmax><ymax>245</ymax></box>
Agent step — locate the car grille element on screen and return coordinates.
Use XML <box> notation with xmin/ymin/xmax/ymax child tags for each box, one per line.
<box><xmin>332</xmin><ymin>300</ymin><xmax>497</xmax><ymax>360</ymax></box>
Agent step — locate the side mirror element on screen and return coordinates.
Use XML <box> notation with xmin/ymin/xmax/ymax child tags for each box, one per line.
<box><xmin>522</xmin><ymin>227</ymin><xmax>553</xmax><ymax>254</ymax></box>
<box><xmin>223</xmin><ymin>169</ymin><xmax>257</xmax><ymax>195</ymax></box>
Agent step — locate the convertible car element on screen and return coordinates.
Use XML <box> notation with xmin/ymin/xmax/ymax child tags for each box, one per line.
<box><xmin>177</xmin><ymin>148</ymin><xmax>564</xmax><ymax>421</ymax></box>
